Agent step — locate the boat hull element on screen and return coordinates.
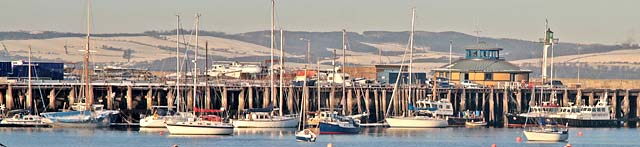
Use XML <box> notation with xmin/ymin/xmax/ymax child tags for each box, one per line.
<box><xmin>166</xmin><ymin>123</ymin><xmax>234</xmax><ymax>135</ymax></box>
<box><xmin>139</xmin><ymin>117</ymin><xmax>166</xmax><ymax>128</ymax></box>
<box><xmin>386</xmin><ymin>117</ymin><xmax>448</xmax><ymax>128</ymax></box>
<box><xmin>523</xmin><ymin>130</ymin><xmax>569</xmax><ymax>141</ymax></box>
<box><xmin>295</xmin><ymin>129</ymin><xmax>317</xmax><ymax>142</ymax></box>
<box><xmin>319</xmin><ymin>122</ymin><xmax>361</xmax><ymax>134</ymax></box>
<box><xmin>41</xmin><ymin>110</ymin><xmax>117</xmax><ymax>128</ymax></box>
<box><xmin>465</xmin><ymin>121</ymin><xmax>487</xmax><ymax>127</ymax></box>
<box><xmin>507</xmin><ymin>113</ymin><xmax>620</xmax><ymax>128</ymax></box>
<box><xmin>232</xmin><ymin>118</ymin><xmax>298</xmax><ymax>128</ymax></box>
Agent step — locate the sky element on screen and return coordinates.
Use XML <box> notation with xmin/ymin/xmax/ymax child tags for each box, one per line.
<box><xmin>1</xmin><ymin>0</ymin><xmax>639</xmax><ymax>44</ymax></box>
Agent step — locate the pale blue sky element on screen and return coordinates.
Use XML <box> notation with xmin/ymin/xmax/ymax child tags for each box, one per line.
<box><xmin>2</xmin><ymin>0</ymin><xmax>638</xmax><ymax>44</ymax></box>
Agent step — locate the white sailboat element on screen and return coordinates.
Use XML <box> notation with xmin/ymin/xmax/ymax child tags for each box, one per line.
<box><xmin>232</xmin><ymin>2</ymin><xmax>297</xmax><ymax>128</ymax></box>
<box><xmin>522</xmin><ymin>21</ymin><xmax>568</xmax><ymax>142</ymax></box>
<box><xmin>385</xmin><ymin>8</ymin><xmax>448</xmax><ymax>128</ymax></box>
<box><xmin>40</xmin><ymin>0</ymin><xmax>119</xmax><ymax>128</ymax></box>
<box><xmin>140</xmin><ymin>15</ymin><xmax>187</xmax><ymax>129</ymax></box>
<box><xmin>166</xmin><ymin>14</ymin><xmax>234</xmax><ymax>135</ymax></box>
<box><xmin>295</xmin><ymin>68</ymin><xmax>318</xmax><ymax>142</ymax></box>
<box><xmin>0</xmin><ymin>46</ymin><xmax>49</xmax><ymax>128</ymax></box>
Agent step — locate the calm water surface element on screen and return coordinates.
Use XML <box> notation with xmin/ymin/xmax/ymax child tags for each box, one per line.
<box><xmin>0</xmin><ymin>127</ymin><xmax>637</xmax><ymax>147</ymax></box>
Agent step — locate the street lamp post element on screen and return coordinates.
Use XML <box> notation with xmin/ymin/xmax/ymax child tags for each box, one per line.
<box><xmin>300</xmin><ymin>38</ymin><xmax>311</xmax><ymax>65</ymax></box>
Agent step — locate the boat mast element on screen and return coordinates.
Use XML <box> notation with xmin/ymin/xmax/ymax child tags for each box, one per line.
<box><xmin>408</xmin><ymin>8</ymin><xmax>415</xmax><ymax>108</ymax></box>
<box><xmin>270</xmin><ymin>0</ymin><xmax>275</xmax><ymax>107</ymax></box>
<box><xmin>27</xmin><ymin>45</ymin><xmax>32</xmax><ymax>111</ymax></box>
<box><xmin>279</xmin><ymin>29</ymin><xmax>284</xmax><ymax>116</ymax></box>
<box><xmin>193</xmin><ymin>13</ymin><xmax>200</xmax><ymax>115</ymax></box>
<box><xmin>84</xmin><ymin>0</ymin><xmax>92</xmax><ymax>110</ymax></box>
<box><xmin>176</xmin><ymin>15</ymin><xmax>181</xmax><ymax>112</ymax></box>
<box><xmin>316</xmin><ymin>59</ymin><xmax>321</xmax><ymax>113</ymax></box>
<box><xmin>341</xmin><ymin>29</ymin><xmax>346</xmax><ymax>115</ymax></box>
<box><xmin>205</xmin><ymin>41</ymin><xmax>208</xmax><ymax>108</ymax></box>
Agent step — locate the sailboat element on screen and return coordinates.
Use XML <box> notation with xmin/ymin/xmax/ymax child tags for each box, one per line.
<box><xmin>140</xmin><ymin>15</ymin><xmax>186</xmax><ymax>129</ymax></box>
<box><xmin>385</xmin><ymin>8</ymin><xmax>448</xmax><ymax>128</ymax></box>
<box><xmin>316</xmin><ymin>29</ymin><xmax>362</xmax><ymax>134</ymax></box>
<box><xmin>40</xmin><ymin>0</ymin><xmax>119</xmax><ymax>128</ymax></box>
<box><xmin>165</xmin><ymin>14</ymin><xmax>235</xmax><ymax>135</ymax></box>
<box><xmin>295</xmin><ymin>67</ymin><xmax>318</xmax><ymax>142</ymax></box>
<box><xmin>232</xmin><ymin>3</ymin><xmax>298</xmax><ymax>127</ymax></box>
<box><xmin>522</xmin><ymin>21</ymin><xmax>568</xmax><ymax>142</ymax></box>
<box><xmin>0</xmin><ymin>46</ymin><xmax>49</xmax><ymax>128</ymax></box>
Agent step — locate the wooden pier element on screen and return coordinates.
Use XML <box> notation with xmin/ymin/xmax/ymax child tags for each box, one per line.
<box><xmin>1</xmin><ymin>81</ymin><xmax>638</xmax><ymax>127</ymax></box>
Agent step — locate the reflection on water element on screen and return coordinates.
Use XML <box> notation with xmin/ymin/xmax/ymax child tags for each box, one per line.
<box><xmin>0</xmin><ymin>127</ymin><xmax>637</xmax><ymax>146</ymax></box>
<box><xmin>234</xmin><ymin>128</ymin><xmax>296</xmax><ymax>136</ymax></box>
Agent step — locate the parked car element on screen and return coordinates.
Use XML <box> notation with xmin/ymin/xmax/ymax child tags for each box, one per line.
<box><xmin>460</xmin><ymin>80</ymin><xmax>481</xmax><ymax>89</ymax></box>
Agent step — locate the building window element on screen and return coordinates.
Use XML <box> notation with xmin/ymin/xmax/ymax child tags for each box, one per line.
<box><xmin>485</xmin><ymin>73</ymin><xmax>493</xmax><ymax>80</ymax></box>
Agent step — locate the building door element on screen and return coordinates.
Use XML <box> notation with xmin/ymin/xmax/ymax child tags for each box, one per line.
<box><xmin>461</xmin><ymin>73</ymin><xmax>469</xmax><ymax>81</ymax></box>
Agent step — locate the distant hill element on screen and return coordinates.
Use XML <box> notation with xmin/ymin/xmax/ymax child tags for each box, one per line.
<box><xmin>1</xmin><ymin>30</ymin><xmax>636</xmax><ymax>79</ymax></box>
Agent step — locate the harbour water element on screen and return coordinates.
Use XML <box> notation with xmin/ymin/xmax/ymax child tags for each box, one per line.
<box><xmin>0</xmin><ymin>127</ymin><xmax>637</xmax><ymax>147</ymax></box>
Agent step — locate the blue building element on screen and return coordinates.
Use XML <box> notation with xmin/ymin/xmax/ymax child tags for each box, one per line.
<box><xmin>0</xmin><ymin>61</ymin><xmax>64</xmax><ymax>80</ymax></box>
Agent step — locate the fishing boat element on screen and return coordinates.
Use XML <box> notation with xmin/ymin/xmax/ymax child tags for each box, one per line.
<box><xmin>0</xmin><ymin>109</ymin><xmax>49</xmax><ymax>127</ymax></box>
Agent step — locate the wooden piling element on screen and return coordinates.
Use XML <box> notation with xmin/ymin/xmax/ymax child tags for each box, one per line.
<box><xmin>146</xmin><ymin>86</ymin><xmax>153</xmax><ymax>110</ymax></box>
<box><xmin>612</xmin><ymin>89</ymin><xmax>618</xmax><ymax>119</ymax></box>
<box><xmin>364</xmin><ymin>89</ymin><xmax>371</xmax><ymax>119</ymax></box>
<box><xmin>187</xmin><ymin>89</ymin><xmax>193</xmax><ymax>111</ymax></box>
<box><xmin>330</xmin><ymin>86</ymin><xmax>335</xmax><ymax>113</ymax></box>
<box><xmin>382</xmin><ymin>89</ymin><xmax>387</xmax><ymax>117</ymax></box>
<box><xmin>489</xmin><ymin>88</ymin><xmax>495</xmax><ymax>125</ymax></box>
<box><xmin>529</xmin><ymin>88</ymin><xmax>535</xmax><ymax>106</ymax></box>
<box><xmin>563</xmin><ymin>89</ymin><xmax>569</xmax><ymax>106</ymax></box>
<box><xmin>248</xmin><ymin>86</ymin><xmax>254</xmax><ymax>109</ymax></box>
<box><xmin>18</xmin><ymin>93</ymin><xmax>24</xmax><ymax>108</ymax></box>
<box><xmin>222</xmin><ymin>86</ymin><xmax>228</xmax><ymax>110</ymax></box>
<box><xmin>205</xmin><ymin>86</ymin><xmax>212</xmax><ymax>109</ymax></box>
<box><xmin>516</xmin><ymin>89</ymin><xmax>522</xmax><ymax>113</ymax></box>
<box><xmin>474</xmin><ymin>92</ymin><xmax>479</xmax><ymax>111</ymax></box>
<box><xmin>107</xmin><ymin>86</ymin><xmax>113</xmax><ymax>110</ymax></box>
<box><xmin>167</xmin><ymin>89</ymin><xmax>175</xmax><ymax>110</ymax></box>
<box><xmin>576</xmin><ymin>89</ymin><xmax>582</xmax><ymax>106</ymax></box>
<box><xmin>126</xmin><ymin>86</ymin><xmax>133</xmax><ymax>110</ymax></box>
<box><xmin>460</xmin><ymin>88</ymin><xmax>466</xmax><ymax>112</ymax></box>
<box><xmin>0</xmin><ymin>91</ymin><xmax>3</xmax><ymax>107</ymax></box>
<box><xmin>263</xmin><ymin>87</ymin><xmax>270</xmax><ymax>108</ymax></box>
<box><xmin>238</xmin><ymin>88</ymin><xmax>245</xmax><ymax>113</ymax></box>
<box><xmin>356</xmin><ymin>88</ymin><xmax>363</xmax><ymax>114</ymax></box>
<box><xmin>503</xmin><ymin>89</ymin><xmax>509</xmax><ymax>127</ymax></box>
<box><xmin>589</xmin><ymin>92</ymin><xmax>595</xmax><ymax>106</ymax></box>
<box><xmin>623</xmin><ymin>90</ymin><xmax>630</xmax><ymax>119</ymax></box>
<box><xmin>374</xmin><ymin>89</ymin><xmax>379</xmax><ymax>121</ymax></box>
<box><xmin>347</xmin><ymin>89</ymin><xmax>353</xmax><ymax>115</ymax></box>
<box><xmin>46</xmin><ymin>88</ymin><xmax>55</xmax><ymax>110</ymax></box>
<box><xmin>287</xmin><ymin>86</ymin><xmax>294</xmax><ymax>114</ymax></box>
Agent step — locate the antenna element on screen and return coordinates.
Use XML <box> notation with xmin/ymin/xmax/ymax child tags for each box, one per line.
<box><xmin>473</xmin><ymin>18</ymin><xmax>483</xmax><ymax>43</ymax></box>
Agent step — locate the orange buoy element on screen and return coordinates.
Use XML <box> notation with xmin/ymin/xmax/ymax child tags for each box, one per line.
<box><xmin>565</xmin><ymin>143</ymin><xmax>572</xmax><ymax>147</ymax></box>
<box><xmin>327</xmin><ymin>143</ymin><xmax>333</xmax><ymax>147</ymax></box>
<box><xmin>577</xmin><ymin>131</ymin><xmax>584</xmax><ymax>136</ymax></box>
<box><xmin>516</xmin><ymin>137</ymin><xmax>522</xmax><ymax>143</ymax></box>
<box><xmin>159</xmin><ymin>131</ymin><xmax>164</xmax><ymax>136</ymax></box>
<box><xmin>491</xmin><ymin>144</ymin><xmax>496</xmax><ymax>147</ymax></box>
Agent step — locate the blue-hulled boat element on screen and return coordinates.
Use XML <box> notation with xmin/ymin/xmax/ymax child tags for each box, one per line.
<box><xmin>318</xmin><ymin>113</ymin><xmax>361</xmax><ymax>134</ymax></box>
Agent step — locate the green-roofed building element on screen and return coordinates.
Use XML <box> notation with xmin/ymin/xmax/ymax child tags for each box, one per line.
<box><xmin>433</xmin><ymin>42</ymin><xmax>531</xmax><ymax>87</ymax></box>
